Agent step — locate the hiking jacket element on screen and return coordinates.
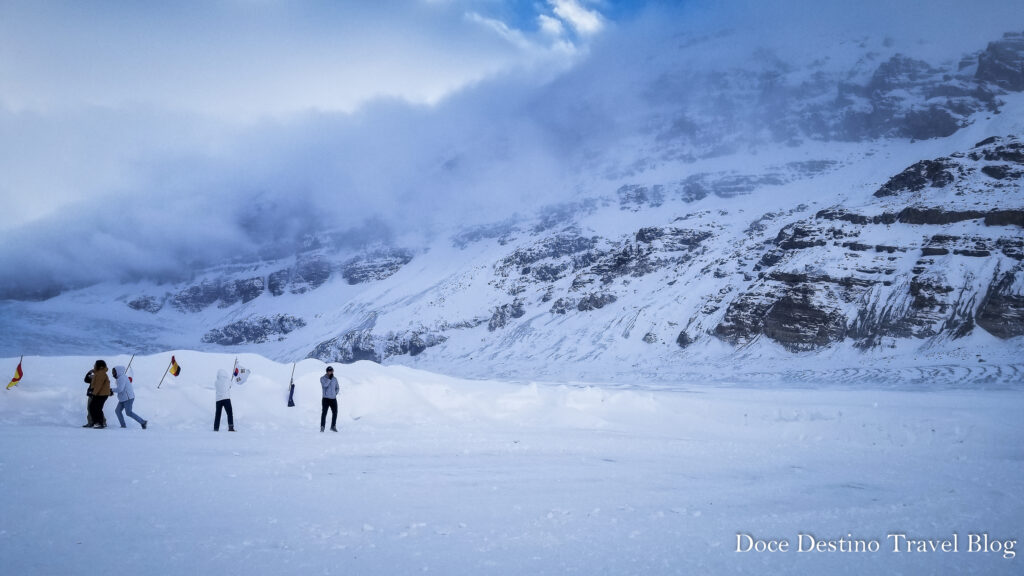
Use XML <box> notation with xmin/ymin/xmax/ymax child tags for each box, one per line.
<box><xmin>320</xmin><ymin>375</ymin><xmax>339</xmax><ymax>399</ymax></box>
<box><xmin>91</xmin><ymin>367</ymin><xmax>112</xmax><ymax>397</ymax></box>
<box><xmin>111</xmin><ymin>365</ymin><xmax>135</xmax><ymax>402</ymax></box>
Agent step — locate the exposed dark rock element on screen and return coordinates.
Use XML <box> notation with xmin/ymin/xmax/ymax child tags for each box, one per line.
<box><xmin>171</xmin><ymin>280</ymin><xmax>223</xmax><ymax>313</ymax></box>
<box><xmin>643</xmin><ymin>332</ymin><xmax>659</xmax><ymax>344</ymax></box>
<box><xmin>342</xmin><ymin>249</ymin><xmax>413</xmax><ymax>284</ymax></box>
<box><xmin>821</xmin><ymin>207</ymin><xmax>1024</xmax><ymax>228</ymax></box>
<box><xmin>677</xmin><ymin>179</ymin><xmax>709</xmax><ymax>203</ymax></box>
<box><xmin>849</xmin><ymin>272</ymin><xmax>978</xmax><ymax>348</ymax></box>
<box><xmin>127</xmin><ymin>295</ymin><xmax>163</xmax><ymax>313</ymax></box>
<box><xmin>981</xmin><ymin>164</ymin><xmax>1022</xmax><ymax>179</ymax></box>
<box><xmin>635</xmin><ymin>227</ymin><xmax>713</xmax><ymax>250</ymax></box>
<box><xmin>976</xmin><ymin>267</ymin><xmax>1024</xmax><ymax>338</ymax></box>
<box><xmin>868</xmin><ymin>55</ymin><xmax>940</xmax><ymax>92</ymax></box>
<box><xmin>488</xmin><ymin>300</ymin><xmax>526</xmax><ymax>331</ymax></box>
<box><xmin>754</xmin><ymin>250</ymin><xmax>785</xmax><ymax>271</ymax></box>
<box><xmin>909</xmin><ymin>277</ymin><xmax>954</xmax><ymax>309</ymax></box>
<box><xmin>217</xmin><ymin>277</ymin><xmax>265</xmax><ymax>308</ymax></box>
<box><xmin>585</xmin><ymin>243</ymin><xmax>659</xmax><ymax>284</ymax></box>
<box><xmin>775</xmin><ymin>224</ymin><xmax>827</xmax><ymax>250</ymax></box>
<box><xmin>844</xmin><ymin>242</ymin><xmax>874</xmax><ymax>252</ymax></box>
<box><xmin>767</xmin><ymin>271</ymin><xmax>876</xmax><ymax>290</ymax></box>
<box><xmin>976</xmin><ymin>31</ymin><xmax>1024</xmax><ymax>92</ymax></box>
<box><xmin>531</xmin><ymin>200</ymin><xmax>598</xmax><ymax>233</ymax></box>
<box><xmin>201</xmin><ymin>314</ymin><xmax>307</xmax><ymax>346</ymax></box>
<box><xmin>549</xmin><ymin>297</ymin><xmax>576</xmax><ymax>315</ymax></box>
<box><xmin>675</xmin><ymin>331</ymin><xmax>693</xmax><ymax>348</ymax></box>
<box><xmin>524</xmin><ymin>263</ymin><xmax>570</xmax><ymax>283</ymax></box>
<box><xmin>997</xmin><ymin>238</ymin><xmax>1024</xmax><ymax>260</ymax></box>
<box><xmin>816</xmin><ymin>208</ymin><xmax>870</xmax><ymax>225</ymax></box>
<box><xmin>308</xmin><ymin>326</ymin><xmax>447</xmax><ymax>364</ymax></box>
<box><xmin>714</xmin><ymin>294</ymin><xmax>774</xmax><ymax>346</ymax></box>
<box><xmin>290</xmin><ymin>258</ymin><xmax>332</xmax><ymax>294</ymax></box>
<box><xmin>577</xmin><ymin>293</ymin><xmax>617</xmax><ymax>312</ymax></box>
<box><xmin>267</xmin><ymin>269</ymin><xmax>289</xmax><ymax>297</ymax></box>
<box><xmin>310</xmin><ymin>331</ymin><xmax>380</xmax><ymax>363</ymax></box>
<box><xmin>953</xmin><ymin>249</ymin><xmax>991</xmax><ymax>257</ymax></box>
<box><xmin>899</xmin><ymin>107</ymin><xmax>960</xmax><ymax>140</ymax></box>
<box><xmin>762</xmin><ymin>292</ymin><xmax>847</xmax><ymax>352</ymax></box>
<box><xmin>501</xmin><ymin>230</ymin><xmax>599</xmax><ymax>270</ymax></box>
<box><xmin>267</xmin><ymin>257</ymin><xmax>333</xmax><ymax>296</ymax></box>
<box><xmin>618</xmin><ymin>184</ymin><xmax>665</xmax><ymax>210</ymax></box>
<box><xmin>452</xmin><ymin>220</ymin><xmax>519</xmax><ymax>248</ymax></box>
<box><xmin>678</xmin><ymin>173</ymin><xmax>786</xmax><ymax>201</ymax></box>
<box><xmin>985</xmin><ymin>209</ymin><xmax>1024</xmax><ymax>227</ymax></box>
<box><xmin>786</xmin><ymin>160</ymin><xmax>839</xmax><ymax>176</ymax></box>
<box><xmin>897</xmin><ymin>207</ymin><xmax>987</xmax><ymax>225</ymax></box>
<box><xmin>874</xmin><ymin>159</ymin><xmax>955</xmax><ymax>197</ymax></box>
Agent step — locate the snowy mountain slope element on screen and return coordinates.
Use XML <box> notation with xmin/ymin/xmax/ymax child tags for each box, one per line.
<box><xmin>1</xmin><ymin>31</ymin><xmax>1023</xmax><ymax>385</ymax></box>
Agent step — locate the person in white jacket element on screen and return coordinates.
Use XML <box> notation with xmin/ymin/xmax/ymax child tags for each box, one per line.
<box><xmin>214</xmin><ymin>369</ymin><xmax>236</xmax><ymax>432</ymax></box>
<box><xmin>111</xmin><ymin>365</ymin><xmax>147</xmax><ymax>429</ymax></box>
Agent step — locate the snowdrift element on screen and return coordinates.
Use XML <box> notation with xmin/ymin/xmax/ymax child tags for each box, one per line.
<box><xmin>0</xmin><ymin>352</ymin><xmax>671</xmax><ymax>432</ymax></box>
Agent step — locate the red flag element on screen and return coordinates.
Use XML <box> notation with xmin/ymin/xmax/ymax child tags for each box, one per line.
<box><xmin>6</xmin><ymin>361</ymin><xmax>23</xmax><ymax>390</ymax></box>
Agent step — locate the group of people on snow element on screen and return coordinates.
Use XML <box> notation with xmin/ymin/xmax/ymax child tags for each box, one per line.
<box><xmin>84</xmin><ymin>360</ymin><xmax>147</xmax><ymax>429</ymax></box>
<box><xmin>82</xmin><ymin>360</ymin><xmax>341</xmax><ymax>433</ymax></box>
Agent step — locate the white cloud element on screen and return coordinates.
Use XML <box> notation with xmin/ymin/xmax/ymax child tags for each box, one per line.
<box><xmin>4</xmin><ymin>0</ymin><xmax>1021</xmax><ymax>298</ymax></box>
<box><xmin>549</xmin><ymin>0</ymin><xmax>604</xmax><ymax>37</ymax></box>
<box><xmin>0</xmin><ymin>2</ymin><xmax>567</xmax><ymax>122</ymax></box>
<box><xmin>537</xmin><ymin>13</ymin><xmax>565</xmax><ymax>38</ymax></box>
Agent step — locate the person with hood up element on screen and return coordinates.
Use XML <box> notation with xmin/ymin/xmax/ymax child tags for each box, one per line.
<box><xmin>111</xmin><ymin>365</ymin><xmax>147</xmax><ymax>429</ymax></box>
<box><xmin>320</xmin><ymin>365</ymin><xmax>339</xmax><ymax>432</ymax></box>
<box><xmin>88</xmin><ymin>360</ymin><xmax>112</xmax><ymax>428</ymax></box>
<box><xmin>213</xmin><ymin>369</ymin><xmax>236</xmax><ymax>432</ymax></box>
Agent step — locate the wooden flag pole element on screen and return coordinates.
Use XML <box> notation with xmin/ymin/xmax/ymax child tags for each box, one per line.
<box><xmin>156</xmin><ymin>358</ymin><xmax>173</xmax><ymax>389</ymax></box>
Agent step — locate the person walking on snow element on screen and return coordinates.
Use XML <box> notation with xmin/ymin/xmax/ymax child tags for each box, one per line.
<box><xmin>111</xmin><ymin>365</ymin><xmax>147</xmax><ymax>429</ymax></box>
<box><xmin>88</xmin><ymin>360</ymin><xmax>112</xmax><ymax>428</ymax></box>
<box><xmin>213</xmin><ymin>369</ymin><xmax>236</xmax><ymax>432</ymax></box>
<box><xmin>320</xmin><ymin>366</ymin><xmax>339</xmax><ymax>432</ymax></box>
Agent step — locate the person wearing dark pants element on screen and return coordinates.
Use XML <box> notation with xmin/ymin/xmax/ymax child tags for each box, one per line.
<box><xmin>88</xmin><ymin>360</ymin><xmax>112</xmax><ymax>428</ymax></box>
<box><xmin>320</xmin><ymin>366</ymin><xmax>339</xmax><ymax>432</ymax></box>
<box><xmin>83</xmin><ymin>369</ymin><xmax>95</xmax><ymax>428</ymax></box>
<box><xmin>213</xmin><ymin>369</ymin><xmax>235</xmax><ymax>432</ymax></box>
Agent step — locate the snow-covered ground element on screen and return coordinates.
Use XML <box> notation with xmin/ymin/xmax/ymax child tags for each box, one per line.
<box><xmin>1</xmin><ymin>353</ymin><xmax>1021</xmax><ymax>575</ymax></box>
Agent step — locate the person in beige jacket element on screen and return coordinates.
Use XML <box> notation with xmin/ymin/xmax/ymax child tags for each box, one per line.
<box><xmin>88</xmin><ymin>360</ymin><xmax>112</xmax><ymax>429</ymax></box>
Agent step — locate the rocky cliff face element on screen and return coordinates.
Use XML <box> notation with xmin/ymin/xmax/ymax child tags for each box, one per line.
<box><xmin>713</xmin><ymin>136</ymin><xmax>1024</xmax><ymax>352</ymax></box>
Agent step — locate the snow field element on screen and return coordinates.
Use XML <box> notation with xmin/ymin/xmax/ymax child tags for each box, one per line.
<box><xmin>0</xmin><ymin>352</ymin><xmax>1022</xmax><ymax>574</ymax></box>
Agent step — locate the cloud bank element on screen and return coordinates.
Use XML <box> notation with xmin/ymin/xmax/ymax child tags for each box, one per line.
<box><xmin>0</xmin><ymin>0</ymin><xmax>1021</xmax><ymax>298</ymax></box>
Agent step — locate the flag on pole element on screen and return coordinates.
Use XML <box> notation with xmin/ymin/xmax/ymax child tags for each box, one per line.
<box><xmin>169</xmin><ymin>356</ymin><xmax>181</xmax><ymax>377</ymax></box>
<box><xmin>7</xmin><ymin>359</ymin><xmax>23</xmax><ymax>390</ymax></box>
<box><xmin>232</xmin><ymin>362</ymin><xmax>250</xmax><ymax>385</ymax></box>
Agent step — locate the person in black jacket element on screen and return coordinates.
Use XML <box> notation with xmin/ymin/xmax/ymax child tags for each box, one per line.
<box><xmin>83</xmin><ymin>369</ymin><xmax>95</xmax><ymax>428</ymax></box>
